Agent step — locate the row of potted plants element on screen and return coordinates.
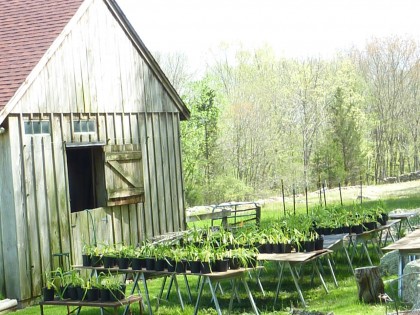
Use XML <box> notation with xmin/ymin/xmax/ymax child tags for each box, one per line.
<box><xmin>43</xmin><ymin>268</ymin><xmax>125</xmax><ymax>302</ymax></box>
<box><xmin>311</xmin><ymin>204</ymin><xmax>388</xmax><ymax>235</ymax></box>
<box><xmin>82</xmin><ymin>238</ymin><xmax>260</xmax><ymax>274</ymax></box>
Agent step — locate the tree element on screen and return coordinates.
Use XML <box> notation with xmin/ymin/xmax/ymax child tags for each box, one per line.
<box><xmin>181</xmin><ymin>80</ymin><xmax>219</xmax><ymax>205</ymax></box>
<box><xmin>351</xmin><ymin>37</ymin><xmax>420</xmax><ymax>181</ymax></box>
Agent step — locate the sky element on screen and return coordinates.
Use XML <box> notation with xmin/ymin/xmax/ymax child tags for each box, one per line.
<box><xmin>117</xmin><ymin>0</ymin><xmax>420</xmax><ymax>73</ymax></box>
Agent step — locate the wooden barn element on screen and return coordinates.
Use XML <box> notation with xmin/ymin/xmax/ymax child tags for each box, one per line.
<box><xmin>0</xmin><ymin>0</ymin><xmax>190</xmax><ymax>304</ymax></box>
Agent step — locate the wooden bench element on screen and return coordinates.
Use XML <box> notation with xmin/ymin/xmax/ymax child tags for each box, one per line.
<box><xmin>39</xmin><ymin>295</ymin><xmax>142</xmax><ymax>315</ymax></box>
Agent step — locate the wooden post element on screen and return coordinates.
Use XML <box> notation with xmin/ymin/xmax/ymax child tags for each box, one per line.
<box><xmin>305</xmin><ymin>186</ymin><xmax>308</xmax><ymax>215</ymax></box>
<box><xmin>322</xmin><ymin>181</ymin><xmax>327</xmax><ymax>208</ymax></box>
<box><xmin>255</xmin><ymin>205</ymin><xmax>261</xmax><ymax>227</ymax></box>
<box><xmin>318</xmin><ymin>176</ymin><xmax>323</xmax><ymax>207</ymax></box>
<box><xmin>338</xmin><ymin>182</ymin><xmax>343</xmax><ymax>206</ymax></box>
<box><xmin>293</xmin><ymin>185</ymin><xmax>296</xmax><ymax>215</ymax></box>
<box><xmin>354</xmin><ymin>266</ymin><xmax>384</xmax><ymax>303</ymax></box>
<box><xmin>281</xmin><ymin>179</ymin><xmax>286</xmax><ymax>216</ymax></box>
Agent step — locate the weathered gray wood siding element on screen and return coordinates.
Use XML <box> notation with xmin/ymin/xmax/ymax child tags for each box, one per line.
<box><xmin>1</xmin><ymin>0</ymin><xmax>186</xmax><ymax>302</ymax></box>
<box><xmin>0</xmin><ymin>124</ymin><xmax>21</xmax><ymax>300</ymax></box>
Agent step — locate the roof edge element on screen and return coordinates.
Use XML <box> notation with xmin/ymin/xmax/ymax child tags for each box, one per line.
<box><xmin>105</xmin><ymin>0</ymin><xmax>190</xmax><ymax>120</ymax></box>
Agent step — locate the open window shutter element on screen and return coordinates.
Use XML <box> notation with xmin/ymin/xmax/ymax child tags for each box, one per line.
<box><xmin>104</xmin><ymin>144</ymin><xmax>144</xmax><ymax>206</ymax></box>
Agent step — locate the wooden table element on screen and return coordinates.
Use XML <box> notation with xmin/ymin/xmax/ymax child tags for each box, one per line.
<box><xmin>186</xmin><ymin>268</ymin><xmax>260</xmax><ymax>315</ymax></box>
<box><xmin>377</xmin><ymin>219</ymin><xmax>401</xmax><ymax>246</ymax></box>
<box><xmin>383</xmin><ymin>228</ymin><xmax>420</xmax><ymax>297</ymax></box>
<box><xmin>348</xmin><ymin>219</ymin><xmax>401</xmax><ymax>266</ymax></box>
<box><xmin>258</xmin><ymin>250</ymin><xmax>333</xmax><ymax>307</ymax></box>
<box><xmin>389</xmin><ymin>212</ymin><xmax>418</xmax><ymax>238</ymax></box>
<box><xmin>74</xmin><ymin>266</ymin><xmax>171</xmax><ymax>315</ymax></box>
<box><xmin>39</xmin><ymin>295</ymin><xmax>142</xmax><ymax>315</ymax></box>
<box><xmin>323</xmin><ymin>233</ymin><xmax>353</xmax><ymax>275</ymax></box>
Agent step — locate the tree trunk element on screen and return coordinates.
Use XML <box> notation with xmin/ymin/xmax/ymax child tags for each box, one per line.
<box><xmin>354</xmin><ymin>266</ymin><xmax>384</xmax><ymax>303</ymax></box>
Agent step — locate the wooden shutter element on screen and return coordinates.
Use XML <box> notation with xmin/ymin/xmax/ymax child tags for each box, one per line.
<box><xmin>104</xmin><ymin>144</ymin><xmax>144</xmax><ymax>206</ymax></box>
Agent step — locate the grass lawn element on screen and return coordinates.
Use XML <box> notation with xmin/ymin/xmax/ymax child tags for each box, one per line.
<box><xmin>13</xmin><ymin>181</ymin><xmax>420</xmax><ymax>315</ymax></box>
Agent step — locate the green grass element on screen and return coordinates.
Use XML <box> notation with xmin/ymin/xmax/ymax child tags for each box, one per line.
<box><xmin>14</xmin><ymin>181</ymin><xmax>420</xmax><ymax>315</ymax></box>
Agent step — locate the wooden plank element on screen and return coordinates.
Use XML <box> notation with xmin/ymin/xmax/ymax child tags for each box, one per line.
<box><xmin>383</xmin><ymin>229</ymin><xmax>420</xmax><ymax>252</ymax></box>
<box><xmin>22</xmin><ymin>131</ymin><xmax>42</xmax><ymax>299</ymax></box>
<box><xmin>160</xmin><ymin>113</ymin><xmax>174</xmax><ymax>232</ymax></box>
<box><xmin>129</xmin><ymin>203</ymin><xmax>139</xmax><ymax>246</ymax></box>
<box><xmin>70</xmin><ymin>212</ymin><xmax>90</xmax><ymax>266</ymax></box>
<box><xmin>112</xmin><ymin>206</ymin><xmax>123</xmax><ymax>245</ymax></box>
<box><xmin>0</xmin><ymin>128</ymin><xmax>8</xmax><ymax>296</ymax></box>
<box><xmin>171</xmin><ymin>113</ymin><xmax>185</xmax><ymax>231</ymax></box>
<box><xmin>2</xmin><ymin>117</ymin><xmax>24</xmax><ymax>300</ymax></box>
<box><xmin>31</xmin><ymin>136</ymin><xmax>52</xmax><ymax>279</ymax></box>
<box><xmin>142</xmin><ymin>113</ymin><xmax>156</xmax><ymax>238</ymax></box>
<box><xmin>42</xmin><ymin>135</ymin><xmax>62</xmax><ymax>270</ymax></box>
<box><xmin>152</xmin><ymin>113</ymin><xmax>166</xmax><ymax>235</ymax></box>
<box><xmin>52</xmin><ymin>115</ymin><xmax>72</xmax><ymax>261</ymax></box>
<box><xmin>0</xmin><ymin>116</ymin><xmax>22</xmax><ymax>297</ymax></box>
<box><xmin>167</xmin><ymin>113</ymin><xmax>180</xmax><ymax>231</ymax></box>
<box><xmin>90</xmin><ymin>208</ymin><xmax>113</xmax><ymax>247</ymax></box>
<box><xmin>121</xmin><ymin>206</ymin><xmax>131</xmax><ymax>245</ymax></box>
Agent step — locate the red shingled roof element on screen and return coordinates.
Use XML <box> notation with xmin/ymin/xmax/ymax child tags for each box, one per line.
<box><xmin>0</xmin><ymin>0</ymin><xmax>84</xmax><ymax>111</ymax></box>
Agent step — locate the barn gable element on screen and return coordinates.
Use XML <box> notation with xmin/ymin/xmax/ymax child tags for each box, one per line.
<box><xmin>0</xmin><ymin>0</ymin><xmax>190</xmax><ymax>124</ymax></box>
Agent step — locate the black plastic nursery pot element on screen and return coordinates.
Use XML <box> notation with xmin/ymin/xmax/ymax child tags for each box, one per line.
<box><xmin>215</xmin><ymin>259</ymin><xmax>229</xmax><ymax>272</ymax></box>
<box><xmin>351</xmin><ymin>224</ymin><xmax>364</xmax><ymax>234</ymax></box>
<box><xmin>100</xmin><ymin>289</ymin><xmax>110</xmax><ymax>302</ymax></box>
<box><xmin>117</xmin><ymin>257</ymin><xmax>130</xmax><ymax>269</ymax></box>
<box><xmin>304</xmin><ymin>241</ymin><xmax>315</xmax><ymax>252</ymax></box>
<box><xmin>131</xmin><ymin>258</ymin><xmax>145</xmax><ymax>270</ymax></box>
<box><xmin>189</xmin><ymin>260</ymin><xmax>201</xmax><ymax>273</ymax></box>
<box><xmin>77</xmin><ymin>287</ymin><xmax>85</xmax><ymax>300</ymax></box>
<box><xmin>229</xmin><ymin>258</ymin><xmax>240</xmax><ymax>270</ymax></box>
<box><xmin>67</xmin><ymin>286</ymin><xmax>79</xmax><ymax>300</ymax></box>
<box><xmin>82</xmin><ymin>254</ymin><xmax>91</xmax><ymax>267</ymax></box>
<box><xmin>283</xmin><ymin>243</ymin><xmax>292</xmax><ymax>253</ymax></box>
<box><xmin>145</xmin><ymin>258</ymin><xmax>155</xmax><ymax>271</ymax></box>
<box><xmin>91</xmin><ymin>255</ymin><xmax>102</xmax><ymax>267</ymax></box>
<box><xmin>155</xmin><ymin>258</ymin><xmax>166</xmax><ymax>271</ymax></box>
<box><xmin>42</xmin><ymin>287</ymin><xmax>55</xmax><ymax>301</ymax></box>
<box><xmin>364</xmin><ymin>221</ymin><xmax>377</xmax><ymax>231</ymax></box>
<box><xmin>86</xmin><ymin>288</ymin><xmax>99</xmax><ymax>301</ymax></box>
<box><xmin>103</xmin><ymin>256</ymin><xmax>116</xmax><ymax>269</ymax></box>
<box><xmin>175</xmin><ymin>260</ymin><xmax>187</xmax><ymax>273</ymax></box>
<box><xmin>315</xmin><ymin>237</ymin><xmax>324</xmax><ymax>250</ymax></box>
<box><xmin>200</xmin><ymin>261</ymin><xmax>212</xmax><ymax>274</ymax></box>
<box><xmin>272</xmin><ymin>243</ymin><xmax>284</xmax><ymax>254</ymax></box>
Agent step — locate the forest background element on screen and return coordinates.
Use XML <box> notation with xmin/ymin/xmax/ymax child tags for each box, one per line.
<box><xmin>156</xmin><ymin>37</ymin><xmax>420</xmax><ymax>207</ymax></box>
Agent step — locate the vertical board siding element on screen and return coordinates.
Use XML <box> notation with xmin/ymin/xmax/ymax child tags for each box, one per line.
<box><xmin>23</xmin><ymin>137</ymin><xmax>41</xmax><ymax>298</ymax></box>
<box><xmin>5</xmin><ymin>111</ymin><xmax>186</xmax><ymax>301</ymax></box>
<box><xmin>172</xmin><ymin>113</ymin><xmax>185</xmax><ymax>230</ymax></box>
<box><xmin>152</xmin><ymin>113</ymin><xmax>166</xmax><ymax>235</ymax></box>
<box><xmin>166</xmin><ymin>113</ymin><xmax>179</xmax><ymax>231</ymax></box>
<box><xmin>0</xmin><ymin>132</ymin><xmax>7</xmax><ymax>296</ymax></box>
<box><xmin>4</xmin><ymin>117</ymin><xmax>24</xmax><ymax>300</ymax></box>
<box><xmin>161</xmin><ymin>113</ymin><xmax>174</xmax><ymax>232</ymax></box>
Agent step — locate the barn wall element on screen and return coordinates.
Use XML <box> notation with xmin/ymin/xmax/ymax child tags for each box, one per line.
<box><xmin>7</xmin><ymin>110</ymin><xmax>185</xmax><ymax>302</ymax></box>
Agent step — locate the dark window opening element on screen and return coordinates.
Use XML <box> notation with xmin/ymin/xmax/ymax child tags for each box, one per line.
<box><xmin>66</xmin><ymin>146</ymin><xmax>106</xmax><ymax>213</ymax></box>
